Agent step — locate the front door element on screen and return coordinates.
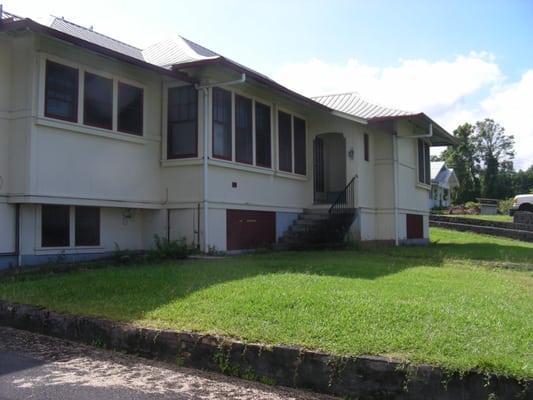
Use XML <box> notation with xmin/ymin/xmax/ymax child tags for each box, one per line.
<box><xmin>313</xmin><ymin>137</ymin><xmax>325</xmax><ymax>203</ymax></box>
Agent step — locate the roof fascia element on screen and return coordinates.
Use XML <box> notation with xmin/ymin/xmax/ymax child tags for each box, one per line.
<box><xmin>1</xmin><ymin>19</ymin><xmax>196</xmax><ymax>83</ymax></box>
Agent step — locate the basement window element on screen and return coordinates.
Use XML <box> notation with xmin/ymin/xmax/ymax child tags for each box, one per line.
<box><xmin>167</xmin><ymin>85</ymin><xmax>198</xmax><ymax>158</ymax></box>
<box><xmin>117</xmin><ymin>82</ymin><xmax>143</xmax><ymax>135</ymax></box>
<box><xmin>75</xmin><ymin>206</ymin><xmax>100</xmax><ymax>246</ymax></box>
<box><xmin>45</xmin><ymin>60</ymin><xmax>79</xmax><ymax>122</ymax></box>
<box><xmin>84</xmin><ymin>72</ymin><xmax>113</xmax><ymax>130</ymax></box>
<box><xmin>41</xmin><ymin>205</ymin><xmax>70</xmax><ymax>247</ymax></box>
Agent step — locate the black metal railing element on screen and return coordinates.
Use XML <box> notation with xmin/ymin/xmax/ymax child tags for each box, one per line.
<box><xmin>329</xmin><ymin>175</ymin><xmax>357</xmax><ymax>216</ymax></box>
<box><xmin>0</xmin><ymin>5</ymin><xmax>23</xmax><ymax>24</ymax></box>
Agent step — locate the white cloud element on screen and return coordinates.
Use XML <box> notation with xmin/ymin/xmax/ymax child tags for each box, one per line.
<box><xmin>273</xmin><ymin>54</ymin><xmax>532</xmax><ymax>170</ymax></box>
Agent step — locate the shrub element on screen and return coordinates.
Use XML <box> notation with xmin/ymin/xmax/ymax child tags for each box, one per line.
<box><xmin>149</xmin><ymin>235</ymin><xmax>188</xmax><ymax>261</ymax></box>
<box><xmin>498</xmin><ymin>198</ymin><xmax>514</xmax><ymax>215</ymax></box>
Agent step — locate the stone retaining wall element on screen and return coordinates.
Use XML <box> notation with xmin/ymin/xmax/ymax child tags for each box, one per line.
<box><xmin>514</xmin><ymin>211</ymin><xmax>533</xmax><ymax>226</ymax></box>
<box><xmin>0</xmin><ymin>300</ymin><xmax>529</xmax><ymax>399</ymax></box>
<box><xmin>430</xmin><ymin>214</ymin><xmax>533</xmax><ymax>232</ymax></box>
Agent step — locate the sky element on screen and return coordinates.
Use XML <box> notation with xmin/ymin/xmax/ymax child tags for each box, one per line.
<box><xmin>4</xmin><ymin>0</ymin><xmax>533</xmax><ymax>169</ymax></box>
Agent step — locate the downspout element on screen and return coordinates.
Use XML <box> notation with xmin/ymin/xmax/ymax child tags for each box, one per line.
<box><xmin>195</xmin><ymin>73</ymin><xmax>246</xmax><ymax>253</ymax></box>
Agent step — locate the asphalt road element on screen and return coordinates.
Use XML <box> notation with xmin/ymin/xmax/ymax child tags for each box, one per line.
<box><xmin>0</xmin><ymin>326</ymin><xmax>334</xmax><ymax>400</ymax></box>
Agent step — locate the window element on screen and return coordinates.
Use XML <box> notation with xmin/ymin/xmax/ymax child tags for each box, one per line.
<box><xmin>235</xmin><ymin>94</ymin><xmax>253</xmax><ymax>164</ymax></box>
<box><xmin>167</xmin><ymin>85</ymin><xmax>198</xmax><ymax>158</ymax></box>
<box><xmin>212</xmin><ymin>87</ymin><xmax>232</xmax><ymax>159</ymax></box>
<box><xmin>278</xmin><ymin>111</ymin><xmax>292</xmax><ymax>172</ymax></box>
<box><xmin>364</xmin><ymin>133</ymin><xmax>369</xmax><ymax>162</ymax></box>
<box><xmin>255</xmin><ymin>102</ymin><xmax>271</xmax><ymax>168</ymax></box>
<box><xmin>41</xmin><ymin>205</ymin><xmax>70</xmax><ymax>247</ymax></box>
<box><xmin>45</xmin><ymin>60</ymin><xmax>79</xmax><ymax>122</ymax></box>
<box><xmin>84</xmin><ymin>72</ymin><xmax>113</xmax><ymax>129</ymax></box>
<box><xmin>117</xmin><ymin>82</ymin><xmax>143</xmax><ymax>135</ymax></box>
<box><xmin>418</xmin><ymin>139</ymin><xmax>431</xmax><ymax>185</ymax></box>
<box><xmin>294</xmin><ymin>117</ymin><xmax>306</xmax><ymax>175</ymax></box>
<box><xmin>75</xmin><ymin>206</ymin><xmax>100</xmax><ymax>246</ymax></box>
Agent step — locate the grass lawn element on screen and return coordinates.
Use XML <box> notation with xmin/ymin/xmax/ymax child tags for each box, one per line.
<box><xmin>0</xmin><ymin>227</ymin><xmax>531</xmax><ymax>379</ymax></box>
<box><xmin>442</xmin><ymin>214</ymin><xmax>513</xmax><ymax>223</ymax></box>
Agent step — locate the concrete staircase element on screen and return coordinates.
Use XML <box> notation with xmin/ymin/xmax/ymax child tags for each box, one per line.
<box><xmin>278</xmin><ymin>207</ymin><xmax>357</xmax><ymax>249</ymax></box>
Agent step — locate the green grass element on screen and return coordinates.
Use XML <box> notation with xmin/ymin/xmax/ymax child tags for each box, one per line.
<box><xmin>0</xmin><ymin>227</ymin><xmax>531</xmax><ymax>378</ymax></box>
<box><xmin>443</xmin><ymin>214</ymin><xmax>513</xmax><ymax>222</ymax></box>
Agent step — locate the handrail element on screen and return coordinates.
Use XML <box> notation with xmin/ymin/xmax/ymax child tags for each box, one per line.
<box><xmin>329</xmin><ymin>175</ymin><xmax>357</xmax><ymax>215</ymax></box>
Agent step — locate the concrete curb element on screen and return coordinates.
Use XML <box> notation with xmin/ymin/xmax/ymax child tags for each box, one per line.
<box><xmin>0</xmin><ymin>300</ymin><xmax>530</xmax><ymax>399</ymax></box>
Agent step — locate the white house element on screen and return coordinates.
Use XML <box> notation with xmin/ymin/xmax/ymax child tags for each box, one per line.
<box><xmin>430</xmin><ymin>161</ymin><xmax>459</xmax><ymax>208</ymax></box>
<box><xmin>0</xmin><ymin>9</ymin><xmax>456</xmax><ymax>267</ymax></box>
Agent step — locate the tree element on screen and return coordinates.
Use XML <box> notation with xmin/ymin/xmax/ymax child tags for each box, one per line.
<box><xmin>441</xmin><ymin>123</ymin><xmax>480</xmax><ymax>203</ymax></box>
<box><xmin>474</xmin><ymin>119</ymin><xmax>515</xmax><ymax>198</ymax></box>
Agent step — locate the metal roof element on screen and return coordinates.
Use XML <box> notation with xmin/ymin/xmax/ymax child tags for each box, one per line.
<box><xmin>312</xmin><ymin>92</ymin><xmax>414</xmax><ymax>120</ymax></box>
<box><xmin>50</xmin><ymin>17</ymin><xmax>144</xmax><ymax>60</ymax></box>
<box><xmin>142</xmin><ymin>36</ymin><xmax>220</xmax><ymax>69</ymax></box>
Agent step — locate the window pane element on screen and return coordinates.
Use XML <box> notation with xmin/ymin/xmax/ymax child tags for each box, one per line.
<box><xmin>294</xmin><ymin>117</ymin><xmax>306</xmax><ymax>175</ymax></box>
<box><xmin>235</xmin><ymin>95</ymin><xmax>253</xmax><ymax>164</ymax></box>
<box><xmin>167</xmin><ymin>85</ymin><xmax>198</xmax><ymax>158</ymax></box>
<box><xmin>424</xmin><ymin>142</ymin><xmax>431</xmax><ymax>184</ymax></box>
<box><xmin>364</xmin><ymin>133</ymin><xmax>369</xmax><ymax>162</ymax></box>
<box><xmin>84</xmin><ymin>72</ymin><xmax>113</xmax><ymax>129</ymax></box>
<box><xmin>255</xmin><ymin>102</ymin><xmax>271</xmax><ymax>167</ymax></box>
<box><xmin>118</xmin><ymin>82</ymin><xmax>143</xmax><ymax>135</ymax></box>
<box><xmin>418</xmin><ymin>139</ymin><xmax>424</xmax><ymax>184</ymax></box>
<box><xmin>278</xmin><ymin>111</ymin><xmax>292</xmax><ymax>172</ymax></box>
<box><xmin>45</xmin><ymin>60</ymin><xmax>78</xmax><ymax>122</ymax></box>
<box><xmin>41</xmin><ymin>205</ymin><xmax>70</xmax><ymax>247</ymax></box>
<box><xmin>212</xmin><ymin>87</ymin><xmax>232</xmax><ymax>159</ymax></box>
<box><xmin>75</xmin><ymin>206</ymin><xmax>100</xmax><ymax>246</ymax></box>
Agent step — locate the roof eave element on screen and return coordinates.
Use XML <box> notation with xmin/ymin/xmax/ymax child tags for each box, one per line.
<box><xmin>0</xmin><ymin>18</ymin><xmax>196</xmax><ymax>83</ymax></box>
<box><xmin>172</xmin><ymin>57</ymin><xmax>332</xmax><ymax>112</ymax></box>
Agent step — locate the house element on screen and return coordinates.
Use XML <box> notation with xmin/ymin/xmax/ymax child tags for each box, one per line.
<box><xmin>0</xmin><ymin>9</ymin><xmax>457</xmax><ymax>267</ymax></box>
<box><xmin>430</xmin><ymin>161</ymin><xmax>459</xmax><ymax>208</ymax></box>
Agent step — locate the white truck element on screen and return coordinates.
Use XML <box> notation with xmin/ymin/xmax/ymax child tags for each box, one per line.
<box><xmin>509</xmin><ymin>194</ymin><xmax>533</xmax><ymax>215</ymax></box>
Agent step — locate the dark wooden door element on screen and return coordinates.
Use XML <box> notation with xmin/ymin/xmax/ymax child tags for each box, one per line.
<box><xmin>406</xmin><ymin>214</ymin><xmax>423</xmax><ymax>239</ymax></box>
<box><xmin>227</xmin><ymin>210</ymin><xmax>276</xmax><ymax>250</ymax></box>
<box><xmin>314</xmin><ymin>137</ymin><xmax>325</xmax><ymax>201</ymax></box>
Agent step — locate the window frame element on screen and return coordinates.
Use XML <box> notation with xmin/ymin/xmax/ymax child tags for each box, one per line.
<box><xmin>417</xmin><ymin>139</ymin><xmax>431</xmax><ymax>186</ymax></box>
<box><xmin>277</xmin><ymin>108</ymin><xmax>308</xmax><ymax>176</ymax></box>
<box><xmin>117</xmin><ymin>81</ymin><xmax>144</xmax><ymax>136</ymax></box>
<box><xmin>254</xmin><ymin>101</ymin><xmax>272</xmax><ymax>168</ymax></box>
<box><xmin>38</xmin><ymin>205</ymin><xmax>101</xmax><ymax>250</ymax></box>
<box><xmin>40</xmin><ymin>55</ymin><xmax>145</xmax><ymax>138</ymax></box>
<box><xmin>364</xmin><ymin>133</ymin><xmax>370</xmax><ymax>162</ymax></box>
<box><xmin>293</xmin><ymin>116</ymin><xmax>307</xmax><ymax>175</ymax></box>
<box><xmin>83</xmin><ymin>71</ymin><xmax>114</xmax><ymax>130</ymax></box>
<box><xmin>166</xmin><ymin>84</ymin><xmax>199</xmax><ymax>159</ymax></box>
<box><xmin>235</xmin><ymin>93</ymin><xmax>254</xmax><ymax>165</ymax></box>
<box><xmin>44</xmin><ymin>59</ymin><xmax>79</xmax><ymax>123</ymax></box>
<box><xmin>212</xmin><ymin>87</ymin><xmax>233</xmax><ymax>161</ymax></box>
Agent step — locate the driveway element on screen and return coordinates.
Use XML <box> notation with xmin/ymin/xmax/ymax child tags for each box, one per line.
<box><xmin>0</xmin><ymin>326</ymin><xmax>334</xmax><ymax>400</ymax></box>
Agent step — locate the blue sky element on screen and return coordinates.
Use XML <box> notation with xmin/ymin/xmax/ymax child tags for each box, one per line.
<box><xmin>5</xmin><ymin>0</ymin><xmax>533</xmax><ymax>168</ymax></box>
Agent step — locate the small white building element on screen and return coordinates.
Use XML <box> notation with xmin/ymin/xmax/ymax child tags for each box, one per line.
<box><xmin>0</xmin><ymin>10</ymin><xmax>457</xmax><ymax>267</ymax></box>
<box><xmin>430</xmin><ymin>162</ymin><xmax>459</xmax><ymax>208</ymax></box>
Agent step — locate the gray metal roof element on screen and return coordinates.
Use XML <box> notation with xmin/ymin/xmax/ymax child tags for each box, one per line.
<box><xmin>50</xmin><ymin>17</ymin><xmax>144</xmax><ymax>60</ymax></box>
<box><xmin>142</xmin><ymin>36</ymin><xmax>220</xmax><ymax>69</ymax></box>
<box><xmin>312</xmin><ymin>92</ymin><xmax>414</xmax><ymax>120</ymax></box>
<box><xmin>431</xmin><ymin>161</ymin><xmax>459</xmax><ymax>187</ymax></box>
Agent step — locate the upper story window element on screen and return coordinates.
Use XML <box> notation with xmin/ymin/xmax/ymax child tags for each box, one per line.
<box><xmin>255</xmin><ymin>102</ymin><xmax>271</xmax><ymax>168</ymax></box>
<box><xmin>43</xmin><ymin>59</ymin><xmax>144</xmax><ymax>136</ymax></box>
<box><xmin>278</xmin><ymin>111</ymin><xmax>307</xmax><ymax>175</ymax></box>
<box><xmin>212</xmin><ymin>87</ymin><xmax>232</xmax><ymax>160</ymax></box>
<box><xmin>235</xmin><ymin>94</ymin><xmax>253</xmax><ymax>164</ymax></box>
<box><xmin>167</xmin><ymin>85</ymin><xmax>198</xmax><ymax>159</ymax></box>
<box><xmin>364</xmin><ymin>133</ymin><xmax>369</xmax><ymax>162</ymax></box>
<box><xmin>418</xmin><ymin>139</ymin><xmax>431</xmax><ymax>185</ymax></box>
<box><xmin>118</xmin><ymin>82</ymin><xmax>143</xmax><ymax>135</ymax></box>
<box><xmin>84</xmin><ymin>72</ymin><xmax>113</xmax><ymax>130</ymax></box>
<box><xmin>45</xmin><ymin>60</ymin><xmax>79</xmax><ymax>122</ymax></box>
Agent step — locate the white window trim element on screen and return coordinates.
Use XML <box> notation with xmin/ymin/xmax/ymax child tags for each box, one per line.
<box><xmin>416</xmin><ymin>138</ymin><xmax>431</xmax><ymax>189</ymax></box>
<box><xmin>276</xmin><ymin>106</ymin><xmax>308</xmax><ymax>177</ymax></box>
<box><xmin>38</xmin><ymin>53</ymin><xmax>146</xmax><ymax>140</ymax></box>
<box><xmin>36</xmin><ymin>205</ymin><xmax>102</xmax><ymax>251</ymax></box>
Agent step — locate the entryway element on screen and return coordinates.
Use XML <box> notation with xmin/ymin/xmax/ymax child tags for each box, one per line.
<box><xmin>313</xmin><ymin>133</ymin><xmax>346</xmax><ymax>204</ymax></box>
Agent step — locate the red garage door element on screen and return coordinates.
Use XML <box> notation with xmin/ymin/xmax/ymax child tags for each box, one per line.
<box><xmin>406</xmin><ymin>214</ymin><xmax>423</xmax><ymax>239</ymax></box>
<box><xmin>227</xmin><ymin>210</ymin><xmax>276</xmax><ymax>250</ymax></box>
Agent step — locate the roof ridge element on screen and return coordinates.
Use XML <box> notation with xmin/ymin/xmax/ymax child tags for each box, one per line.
<box><xmin>177</xmin><ymin>35</ymin><xmax>220</xmax><ymax>58</ymax></box>
<box><xmin>50</xmin><ymin>16</ymin><xmax>142</xmax><ymax>51</ymax></box>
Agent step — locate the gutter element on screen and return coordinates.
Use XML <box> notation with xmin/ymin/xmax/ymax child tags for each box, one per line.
<box><xmin>195</xmin><ymin>73</ymin><xmax>246</xmax><ymax>253</ymax></box>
